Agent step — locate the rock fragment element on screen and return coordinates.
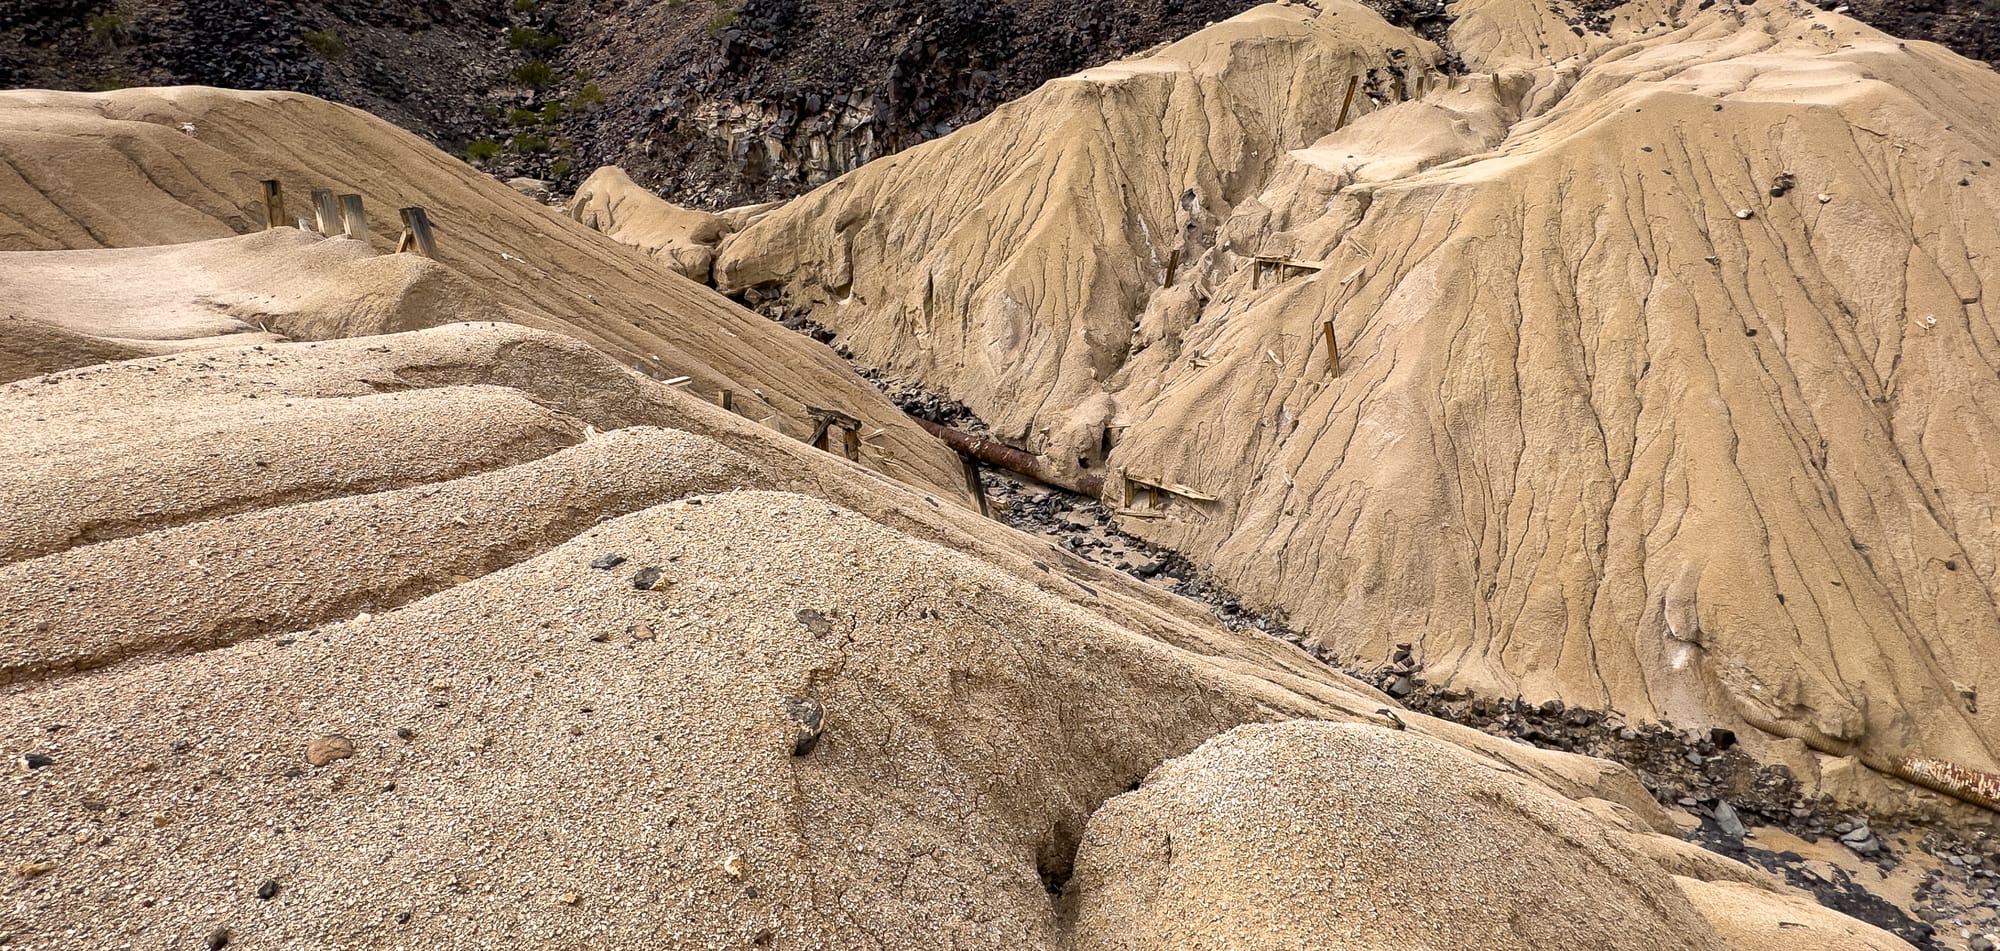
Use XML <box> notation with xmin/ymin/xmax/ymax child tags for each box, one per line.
<box><xmin>785</xmin><ymin>697</ymin><xmax>825</xmax><ymax>756</ymax></box>
<box><xmin>305</xmin><ymin>735</ymin><xmax>355</xmax><ymax>766</ymax></box>
<box><xmin>590</xmin><ymin>553</ymin><xmax>626</xmax><ymax>570</ymax></box>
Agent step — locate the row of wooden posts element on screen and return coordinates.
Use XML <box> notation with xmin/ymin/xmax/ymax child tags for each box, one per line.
<box><xmin>259</xmin><ymin>179</ymin><xmax>438</xmax><ymax>257</ymax></box>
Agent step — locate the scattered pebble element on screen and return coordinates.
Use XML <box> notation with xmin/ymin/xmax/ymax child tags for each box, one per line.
<box><xmin>14</xmin><ymin>861</ymin><xmax>53</xmax><ymax>880</ymax></box>
<box><xmin>206</xmin><ymin>926</ymin><xmax>231</xmax><ymax>950</ymax></box>
<box><xmin>785</xmin><ymin>697</ymin><xmax>825</xmax><ymax>756</ymax></box>
<box><xmin>305</xmin><ymin>735</ymin><xmax>355</xmax><ymax>767</ymax></box>
<box><xmin>256</xmin><ymin>879</ymin><xmax>280</xmax><ymax>900</ymax></box>
<box><xmin>722</xmin><ymin>851</ymin><xmax>747</xmax><ymax>880</ymax></box>
<box><xmin>632</xmin><ymin>567</ymin><xmax>666</xmax><ymax>590</ymax></box>
<box><xmin>590</xmin><ymin>553</ymin><xmax>626</xmax><ymax>570</ymax></box>
<box><xmin>796</xmin><ymin>609</ymin><xmax>832</xmax><ymax>637</ymax></box>
<box><xmin>18</xmin><ymin>754</ymin><xmax>53</xmax><ymax>770</ymax></box>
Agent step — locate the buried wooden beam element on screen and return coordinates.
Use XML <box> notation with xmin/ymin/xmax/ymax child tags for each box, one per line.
<box><xmin>338</xmin><ymin>194</ymin><xmax>368</xmax><ymax>241</ymax></box>
<box><xmin>719</xmin><ymin>389</ymin><xmax>735</xmax><ymax>413</ymax></box>
<box><xmin>311</xmin><ymin>189</ymin><xmax>340</xmax><ymax>235</ymax></box>
<box><xmin>260</xmin><ymin>180</ymin><xmax>287</xmax><ymax>229</ymax></box>
<box><xmin>1336</xmin><ymin>75</ymin><xmax>1360</xmax><ymax>130</ymax></box>
<box><xmin>1164</xmin><ymin>248</ymin><xmax>1182</xmax><ymax>286</ymax></box>
<box><xmin>1322</xmin><ymin>318</ymin><xmax>1342</xmax><ymax>379</ymax></box>
<box><xmin>398</xmin><ymin>206</ymin><xmax>438</xmax><ymax>258</ymax></box>
<box><xmin>841</xmin><ymin>427</ymin><xmax>862</xmax><ymax>462</ymax></box>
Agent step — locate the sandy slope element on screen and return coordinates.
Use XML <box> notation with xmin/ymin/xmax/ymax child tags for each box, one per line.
<box><xmin>0</xmin><ymin>320</ymin><xmax>1904</xmax><ymax>948</ymax></box>
<box><xmin>0</xmin><ymin>86</ymin><xmax>965</xmax><ymax>498</ymax></box>
<box><xmin>711</xmin><ymin>0</ymin><xmax>2000</xmax><ymax>780</ymax></box>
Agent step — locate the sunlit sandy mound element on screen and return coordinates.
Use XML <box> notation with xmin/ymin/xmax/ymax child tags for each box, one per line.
<box><xmin>713</xmin><ymin>0</ymin><xmax>2000</xmax><ymax>779</ymax></box>
<box><xmin>1067</xmin><ymin>720</ymin><xmax>1735</xmax><ymax>951</ymax></box>
<box><xmin>569</xmin><ymin>165</ymin><xmax>773</xmax><ymax>283</ymax></box>
<box><xmin>0</xmin><ymin>85</ymin><xmax>964</xmax><ymax>497</ymax></box>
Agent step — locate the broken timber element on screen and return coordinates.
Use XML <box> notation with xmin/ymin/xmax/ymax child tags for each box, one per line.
<box><xmin>338</xmin><ymin>194</ymin><xmax>368</xmax><ymax>241</ymax></box>
<box><xmin>311</xmin><ymin>189</ymin><xmax>340</xmax><ymax>235</ymax></box>
<box><xmin>1336</xmin><ymin>75</ymin><xmax>1360</xmax><ymax>130</ymax></box>
<box><xmin>805</xmin><ymin>405</ymin><xmax>864</xmax><ymax>461</ymax></box>
<box><xmin>260</xmin><ymin>180</ymin><xmax>287</xmax><ymax>229</ymax></box>
<box><xmin>1117</xmin><ymin>470</ymin><xmax>1218</xmax><ymax>516</ymax></box>
<box><xmin>1322</xmin><ymin>319</ymin><xmax>1342</xmax><ymax>378</ymax></box>
<box><xmin>398</xmin><ymin>206</ymin><xmax>439</xmax><ymax>257</ymax></box>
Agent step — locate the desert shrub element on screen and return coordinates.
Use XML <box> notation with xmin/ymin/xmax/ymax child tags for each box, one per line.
<box><xmin>302</xmin><ymin>28</ymin><xmax>346</xmax><ymax>59</ymax></box>
<box><xmin>86</xmin><ymin>12</ymin><xmax>129</xmax><ymax>45</ymax></box>
<box><xmin>463</xmin><ymin>138</ymin><xmax>502</xmax><ymax>163</ymax></box>
<box><xmin>511</xmin><ymin>59</ymin><xmax>555</xmax><ymax>89</ymax></box>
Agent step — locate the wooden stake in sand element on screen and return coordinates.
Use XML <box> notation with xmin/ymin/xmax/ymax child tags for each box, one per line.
<box><xmin>719</xmin><ymin>389</ymin><xmax>735</xmax><ymax>413</ymax></box>
<box><xmin>1336</xmin><ymin>75</ymin><xmax>1360</xmax><ymax>130</ymax></box>
<box><xmin>1322</xmin><ymin>318</ymin><xmax>1342</xmax><ymax>379</ymax></box>
<box><xmin>397</xmin><ymin>207</ymin><xmax>438</xmax><ymax>257</ymax></box>
<box><xmin>1165</xmin><ymin>248</ymin><xmax>1182</xmax><ymax>286</ymax></box>
<box><xmin>311</xmin><ymin>189</ymin><xmax>340</xmax><ymax>235</ymax></box>
<box><xmin>961</xmin><ymin>454</ymin><xmax>991</xmax><ymax>518</ymax></box>
<box><xmin>338</xmin><ymin>194</ymin><xmax>368</xmax><ymax>241</ymax></box>
<box><xmin>260</xmin><ymin>180</ymin><xmax>287</xmax><ymax>229</ymax></box>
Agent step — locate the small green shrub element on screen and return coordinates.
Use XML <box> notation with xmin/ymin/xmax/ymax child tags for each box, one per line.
<box><xmin>463</xmin><ymin>138</ymin><xmax>502</xmax><ymax>163</ymax></box>
<box><xmin>511</xmin><ymin>59</ymin><xmax>555</xmax><ymax>90</ymax></box>
<box><xmin>506</xmin><ymin>26</ymin><xmax>562</xmax><ymax>55</ymax></box>
<box><xmin>508</xmin><ymin>133</ymin><xmax>552</xmax><ymax>154</ymax></box>
<box><xmin>549</xmin><ymin>156</ymin><xmax>574</xmax><ymax>178</ymax></box>
<box><xmin>302</xmin><ymin>28</ymin><xmax>346</xmax><ymax>59</ymax></box>
<box><xmin>570</xmin><ymin>81</ymin><xmax>606</xmax><ymax>108</ymax></box>
<box><xmin>706</xmin><ymin>7</ymin><xmax>737</xmax><ymax>34</ymax></box>
<box><xmin>511</xmin><ymin>0</ymin><xmax>536</xmax><ymax>12</ymax></box>
<box><xmin>505</xmin><ymin>106</ymin><xmax>540</xmax><ymax>127</ymax></box>
<box><xmin>87</xmin><ymin>12</ymin><xmax>129</xmax><ymax>45</ymax></box>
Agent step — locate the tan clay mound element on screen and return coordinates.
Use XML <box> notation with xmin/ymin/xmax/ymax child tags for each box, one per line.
<box><xmin>1066</xmin><ymin>720</ymin><xmax>1741</xmax><ymax>951</ymax></box>
<box><xmin>0</xmin><ymin>85</ymin><xmax>964</xmax><ymax>498</ymax></box>
<box><xmin>0</xmin><ymin>313</ymin><xmax>151</xmax><ymax>383</ymax></box>
<box><xmin>713</xmin><ymin>0</ymin><xmax>2000</xmax><ymax>780</ymax></box>
<box><xmin>1678</xmin><ymin>876</ymin><xmax>1918</xmax><ymax>951</ymax></box>
<box><xmin>569</xmin><ymin>165</ymin><xmax>752</xmax><ymax>283</ymax></box>
<box><xmin>0</xmin><ymin>480</ymin><xmax>1841</xmax><ymax>949</ymax></box>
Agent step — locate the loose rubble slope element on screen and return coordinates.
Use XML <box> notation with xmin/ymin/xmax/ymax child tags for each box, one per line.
<box><xmin>713</xmin><ymin>0</ymin><xmax>2000</xmax><ymax>784</ymax></box>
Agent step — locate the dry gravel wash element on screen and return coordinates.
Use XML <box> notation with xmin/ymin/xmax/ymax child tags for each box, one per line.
<box><xmin>713</xmin><ymin>0</ymin><xmax>2000</xmax><ymax>783</ymax></box>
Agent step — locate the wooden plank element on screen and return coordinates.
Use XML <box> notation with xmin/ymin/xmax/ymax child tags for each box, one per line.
<box><xmin>1164</xmin><ymin>248</ymin><xmax>1181</xmax><ymax>286</ymax></box>
<box><xmin>1166</xmin><ymin>482</ymin><xmax>1218</xmax><ymax>502</ymax></box>
<box><xmin>338</xmin><ymin>194</ymin><xmax>368</xmax><ymax>241</ymax></box>
<box><xmin>1336</xmin><ymin>75</ymin><xmax>1360</xmax><ymax>130</ymax></box>
<box><xmin>398</xmin><ymin>206</ymin><xmax>439</xmax><ymax>258</ymax></box>
<box><xmin>260</xmin><ymin>180</ymin><xmax>287</xmax><ymax>229</ymax></box>
<box><xmin>311</xmin><ymin>189</ymin><xmax>340</xmax><ymax>235</ymax></box>
<box><xmin>841</xmin><ymin>427</ymin><xmax>861</xmax><ymax>462</ymax></box>
<box><xmin>719</xmin><ymin>389</ymin><xmax>735</xmax><ymax>413</ymax></box>
<box><xmin>1114</xmin><ymin>507</ymin><xmax>1166</xmax><ymax>520</ymax></box>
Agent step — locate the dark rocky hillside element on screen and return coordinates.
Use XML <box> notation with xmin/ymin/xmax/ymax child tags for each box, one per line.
<box><xmin>2</xmin><ymin>0</ymin><xmax>1995</xmax><ymax>208</ymax></box>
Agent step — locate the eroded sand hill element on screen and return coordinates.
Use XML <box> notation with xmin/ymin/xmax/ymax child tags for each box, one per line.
<box><xmin>710</xmin><ymin>0</ymin><xmax>2000</xmax><ymax>783</ymax></box>
<box><xmin>0</xmin><ymin>320</ymin><xmax>1908</xmax><ymax>949</ymax></box>
<box><xmin>0</xmin><ymin>86</ymin><xmax>964</xmax><ymax>497</ymax></box>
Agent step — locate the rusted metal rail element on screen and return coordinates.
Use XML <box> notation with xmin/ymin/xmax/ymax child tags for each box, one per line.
<box><xmin>912</xmin><ymin>417</ymin><xmax>1104</xmax><ymax>499</ymax></box>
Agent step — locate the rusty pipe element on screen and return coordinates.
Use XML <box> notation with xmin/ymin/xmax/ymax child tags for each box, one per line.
<box><xmin>912</xmin><ymin>417</ymin><xmax>1104</xmax><ymax>499</ymax></box>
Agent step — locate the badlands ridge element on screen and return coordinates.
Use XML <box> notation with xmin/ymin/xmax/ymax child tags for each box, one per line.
<box><xmin>2</xmin><ymin>0</ymin><xmax>1998</xmax><ymax>947</ymax></box>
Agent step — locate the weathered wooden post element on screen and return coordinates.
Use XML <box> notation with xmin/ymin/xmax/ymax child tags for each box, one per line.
<box><xmin>841</xmin><ymin>427</ymin><xmax>861</xmax><ymax>462</ymax></box>
<box><xmin>1164</xmin><ymin>248</ymin><xmax>1182</xmax><ymax>286</ymax></box>
<box><xmin>260</xmin><ymin>180</ymin><xmax>287</xmax><ymax>229</ymax></box>
<box><xmin>1336</xmin><ymin>75</ymin><xmax>1360</xmax><ymax>130</ymax></box>
<box><xmin>338</xmin><ymin>194</ymin><xmax>368</xmax><ymax>241</ymax></box>
<box><xmin>398</xmin><ymin>207</ymin><xmax>438</xmax><ymax>257</ymax></box>
<box><xmin>961</xmin><ymin>454</ymin><xmax>990</xmax><ymax>518</ymax></box>
<box><xmin>311</xmin><ymin>189</ymin><xmax>340</xmax><ymax>235</ymax></box>
<box><xmin>1322</xmin><ymin>318</ymin><xmax>1342</xmax><ymax>379</ymax></box>
<box><xmin>719</xmin><ymin>389</ymin><xmax>735</xmax><ymax>413</ymax></box>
